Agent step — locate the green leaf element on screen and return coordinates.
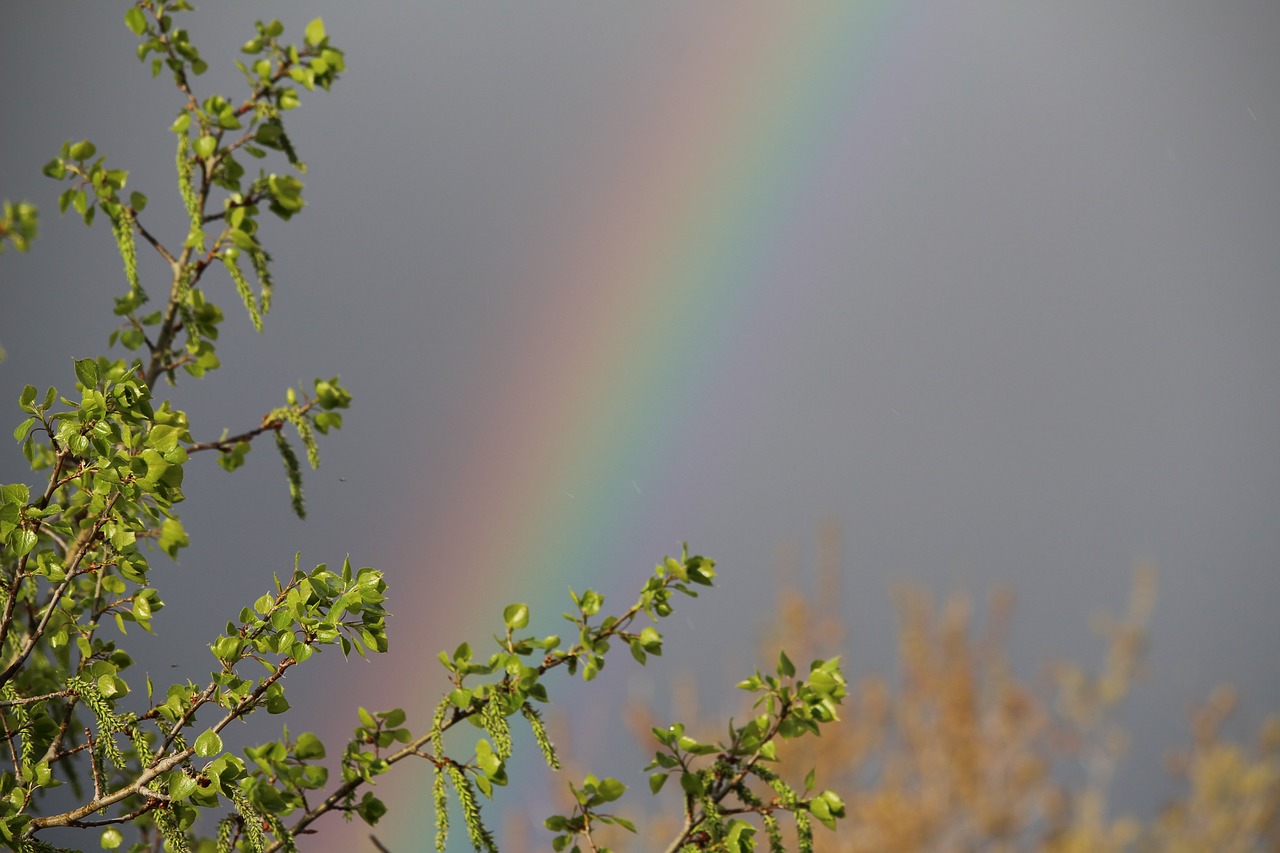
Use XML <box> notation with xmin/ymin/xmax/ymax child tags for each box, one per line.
<box><xmin>12</xmin><ymin>417</ymin><xmax>35</xmax><ymax>442</ymax></box>
<box><xmin>502</xmin><ymin>603</ymin><xmax>529</xmax><ymax>630</ymax></box>
<box><xmin>648</xmin><ymin>772</ymin><xmax>668</xmax><ymax>795</ymax></box>
<box><xmin>100</xmin><ymin>827</ymin><xmax>124</xmax><ymax>849</ymax></box>
<box><xmin>97</xmin><ymin>674</ymin><xmax>124</xmax><ymax>698</ymax></box>
<box><xmin>166</xmin><ymin>770</ymin><xmax>197</xmax><ymax>801</ymax></box>
<box><xmin>356</xmin><ymin>792</ymin><xmax>386</xmax><ymax>825</ymax></box>
<box><xmin>593</xmin><ymin>777</ymin><xmax>626</xmax><ymax>803</ymax></box>
<box><xmin>473</xmin><ymin>772</ymin><xmax>492</xmax><ymax>799</ymax></box>
<box><xmin>265</xmin><ymin>689</ymin><xmax>291</xmax><ymax>714</ymax></box>
<box><xmin>578</xmin><ymin>589</ymin><xmax>603</xmax><ymax>616</ymax></box>
<box><xmin>639</xmin><ymin>625</ymin><xmax>662</xmax><ymax>652</ymax></box>
<box><xmin>304</xmin><ymin>18</ymin><xmax>326</xmax><ymax>46</ymax></box>
<box><xmin>193</xmin><ymin>135</ymin><xmax>217</xmax><ymax>159</ymax></box>
<box><xmin>73</xmin><ymin>357</ymin><xmax>100</xmax><ymax>388</ymax></box>
<box><xmin>295</xmin><ymin>732</ymin><xmax>326</xmax><ymax>760</ymax></box>
<box><xmin>678</xmin><ymin>771</ymin><xmax>704</xmax><ymax>797</ymax></box>
<box><xmin>653</xmin><ymin>723</ymin><xmax>681</xmax><ymax>747</ymax></box>
<box><xmin>158</xmin><ymin>518</ymin><xmax>188</xmax><ymax>558</ymax></box>
<box><xmin>12</xmin><ymin>529</ymin><xmax>36</xmax><ymax>557</ymax></box>
<box><xmin>147</xmin><ymin>423</ymin><xmax>181</xmax><ymax>452</ymax></box>
<box><xmin>778</xmin><ymin>649</ymin><xmax>795</xmax><ymax>678</ymax></box>
<box><xmin>475</xmin><ymin>739</ymin><xmax>503</xmax><ymax>779</ymax></box>
<box><xmin>1</xmin><ymin>484</ymin><xmax>28</xmax><ymax>506</ymax></box>
<box><xmin>228</xmin><ymin>228</ymin><xmax>259</xmax><ymax>250</ymax></box>
<box><xmin>68</xmin><ymin>140</ymin><xmax>97</xmax><ymax>161</ymax></box>
<box><xmin>725</xmin><ymin>820</ymin><xmax>756</xmax><ymax>850</ymax></box>
<box><xmin>123</xmin><ymin>8</ymin><xmax>147</xmax><ymax>35</ymax></box>
<box><xmin>194</xmin><ymin>730</ymin><xmax>223</xmax><ymax>757</ymax></box>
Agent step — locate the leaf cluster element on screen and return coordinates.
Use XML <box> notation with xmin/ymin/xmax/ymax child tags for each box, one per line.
<box><xmin>0</xmin><ymin>5</ymin><xmax>848</xmax><ymax>852</ymax></box>
<box><xmin>0</xmin><ymin>203</ymin><xmax>37</xmax><ymax>256</ymax></box>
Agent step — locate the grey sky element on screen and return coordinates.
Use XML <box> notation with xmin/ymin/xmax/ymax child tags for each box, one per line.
<box><xmin>2</xmin><ymin>2</ymin><xmax>1278</xmax><ymax>849</ymax></box>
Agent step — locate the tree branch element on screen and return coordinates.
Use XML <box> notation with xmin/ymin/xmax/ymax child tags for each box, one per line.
<box><xmin>185</xmin><ymin>400</ymin><xmax>317</xmax><ymax>455</ymax></box>
<box><xmin>26</xmin><ymin>748</ymin><xmax>194</xmax><ymax>830</ymax></box>
<box><xmin>0</xmin><ymin>493</ymin><xmax>121</xmax><ymax>689</ymax></box>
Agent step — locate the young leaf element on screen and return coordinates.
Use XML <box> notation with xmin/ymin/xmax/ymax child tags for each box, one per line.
<box><xmin>124</xmin><ymin>8</ymin><xmax>147</xmax><ymax>35</ymax></box>
<box><xmin>502</xmin><ymin>603</ymin><xmax>529</xmax><ymax>630</ymax></box>
<box><xmin>194</xmin><ymin>730</ymin><xmax>223</xmax><ymax>757</ymax></box>
<box><xmin>73</xmin><ymin>357</ymin><xmax>100</xmax><ymax>388</ymax></box>
<box><xmin>304</xmin><ymin>18</ymin><xmax>327</xmax><ymax>46</ymax></box>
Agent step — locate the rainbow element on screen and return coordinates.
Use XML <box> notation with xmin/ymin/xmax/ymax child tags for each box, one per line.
<box><xmin>392</xmin><ymin>1</ymin><xmax>905</xmax><ymax>642</ymax></box>
<box><xmin>334</xmin><ymin>3</ymin><xmax>912</xmax><ymax>847</ymax></box>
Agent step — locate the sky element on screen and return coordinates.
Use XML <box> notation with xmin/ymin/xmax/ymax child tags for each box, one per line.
<box><xmin>2</xmin><ymin>1</ymin><xmax>1279</xmax><ymax>850</ymax></box>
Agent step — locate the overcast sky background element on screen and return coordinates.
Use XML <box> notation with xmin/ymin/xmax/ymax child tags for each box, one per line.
<box><xmin>2</xmin><ymin>2</ymin><xmax>1279</xmax><ymax>850</ymax></box>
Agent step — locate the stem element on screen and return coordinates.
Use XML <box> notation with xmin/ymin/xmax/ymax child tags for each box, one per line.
<box><xmin>0</xmin><ymin>494</ymin><xmax>122</xmax><ymax>689</ymax></box>
<box><xmin>0</xmin><ymin>446</ymin><xmax>69</xmax><ymax>653</ymax></box>
<box><xmin>185</xmin><ymin>399</ymin><xmax>317</xmax><ymax>455</ymax></box>
<box><xmin>133</xmin><ymin>215</ymin><xmax>176</xmax><ymax>267</ymax></box>
<box><xmin>660</xmin><ymin>699</ymin><xmax>794</xmax><ymax>853</ymax></box>
<box><xmin>26</xmin><ymin>748</ymin><xmax>194</xmax><ymax>830</ymax></box>
<box><xmin>267</xmin><ymin>583</ymin><xmax>678</xmax><ymax>851</ymax></box>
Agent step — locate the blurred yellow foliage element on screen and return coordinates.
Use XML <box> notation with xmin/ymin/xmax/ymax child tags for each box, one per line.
<box><xmin>507</xmin><ymin>523</ymin><xmax>1279</xmax><ymax>851</ymax></box>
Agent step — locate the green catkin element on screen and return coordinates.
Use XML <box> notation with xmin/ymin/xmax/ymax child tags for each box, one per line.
<box><xmin>155</xmin><ymin>718</ymin><xmax>188</xmax><ymax>754</ymax></box>
<box><xmin>795</xmin><ymin>809</ymin><xmax>814</xmax><ymax>853</ymax></box>
<box><xmin>251</xmin><ymin>247</ymin><xmax>273</xmax><ymax>314</ymax></box>
<box><xmin>282</xmin><ymin>406</ymin><xmax>318</xmax><ymax>469</ymax></box>
<box><xmin>223</xmin><ymin>253</ymin><xmax>262</xmax><ymax>331</ymax></box>
<box><xmin>18</xmin><ymin>840</ymin><xmax>79</xmax><ymax>853</ymax></box>
<box><xmin>175</xmin><ymin>132</ymin><xmax>203</xmax><ymax>251</ymax></box>
<box><xmin>128</xmin><ymin>725</ymin><xmax>155</xmax><ymax>766</ymax></box>
<box><xmin>274</xmin><ymin>430</ymin><xmax>305</xmax><ymax>518</ymax></box>
<box><xmin>232</xmin><ymin>790</ymin><xmax>267</xmax><ymax>853</ymax></box>
<box><xmin>70</xmin><ymin>677</ymin><xmax>126</xmax><ymax>769</ymax></box>
<box><xmin>699</xmin><ymin>794</ymin><xmax>724</xmax><ymax>841</ymax></box>
<box><xmin>431</xmin><ymin>697</ymin><xmax>451</xmax><ymax>851</ymax></box>
<box><xmin>172</xmin><ymin>268</ymin><xmax>197</xmax><ymax>373</ymax></box>
<box><xmin>176</xmin><ymin>264</ymin><xmax>193</xmax><ymax>308</ymax></box>
<box><xmin>215</xmin><ymin>815</ymin><xmax>236</xmax><ymax>853</ymax></box>
<box><xmin>479</xmin><ymin>693</ymin><xmax>511</xmax><ymax>759</ymax></box>
<box><xmin>109</xmin><ymin>204</ymin><xmax>143</xmax><ymax>300</ymax></box>
<box><xmin>520</xmin><ymin>703</ymin><xmax>560</xmax><ymax>770</ymax></box>
<box><xmin>433</xmin><ymin>766</ymin><xmax>449</xmax><ymax>853</ymax></box>
<box><xmin>446</xmin><ymin>764</ymin><xmax>497</xmax><ymax>853</ymax></box>
<box><xmin>762</xmin><ymin>811</ymin><xmax>785</xmax><ymax>853</ymax></box>
<box><xmin>154</xmin><ymin>800</ymin><xmax>193</xmax><ymax>853</ymax></box>
<box><xmin>430</xmin><ymin>697</ymin><xmax>448</xmax><ymax>759</ymax></box>
<box><xmin>277</xmin><ymin>127</ymin><xmax>302</xmax><ymax>171</ymax></box>
<box><xmin>263</xmin><ymin>811</ymin><xmax>297</xmax><ymax>853</ymax></box>
<box><xmin>755</xmin><ymin>767</ymin><xmax>816</xmax><ymax>851</ymax></box>
<box><xmin>2</xmin><ymin>685</ymin><xmax>35</xmax><ymax>770</ymax></box>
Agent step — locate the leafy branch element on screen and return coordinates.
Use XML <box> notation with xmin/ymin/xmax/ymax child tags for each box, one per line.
<box><xmin>266</xmin><ymin>548</ymin><xmax>717</xmax><ymax>851</ymax></box>
<box><xmin>0</xmin><ymin>5</ymin><xmax>848</xmax><ymax>851</ymax></box>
